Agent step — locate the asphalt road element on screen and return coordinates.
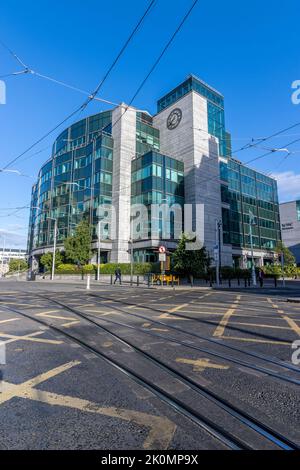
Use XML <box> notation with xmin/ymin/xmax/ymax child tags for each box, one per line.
<box><xmin>0</xmin><ymin>279</ymin><xmax>299</xmax><ymax>450</ymax></box>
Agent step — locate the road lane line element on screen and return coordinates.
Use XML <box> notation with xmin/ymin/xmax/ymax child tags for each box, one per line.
<box><xmin>0</xmin><ymin>318</ymin><xmax>20</xmax><ymax>324</ymax></box>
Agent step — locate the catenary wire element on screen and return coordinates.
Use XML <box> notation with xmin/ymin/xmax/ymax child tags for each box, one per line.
<box><xmin>0</xmin><ymin>0</ymin><xmax>156</xmax><ymax>171</ymax></box>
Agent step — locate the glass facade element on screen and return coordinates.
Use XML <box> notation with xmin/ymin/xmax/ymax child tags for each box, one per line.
<box><xmin>136</xmin><ymin>112</ymin><xmax>160</xmax><ymax>156</ymax></box>
<box><xmin>296</xmin><ymin>200</ymin><xmax>300</xmax><ymax>221</ymax></box>
<box><xmin>28</xmin><ymin>111</ymin><xmax>113</xmax><ymax>254</ymax></box>
<box><xmin>131</xmin><ymin>151</ymin><xmax>184</xmax><ymax>261</ymax></box>
<box><xmin>220</xmin><ymin>158</ymin><xmax>281</xmax><ymax>250</ymax></box>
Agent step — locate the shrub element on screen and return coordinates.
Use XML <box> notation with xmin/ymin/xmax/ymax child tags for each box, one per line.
<box><xmin>56</xmin><ymin>264</ymin><xmax>78</xmax><ymax>274</ymax></box>
<box><xmin>8</xmin><ymin>259</ymin><xmax>28</xmax><ymax>273</ymax></box>
<box><xmin>263</xmin><ymin>264</ymin><xmax>282</xmax><ymax>279</ymax></box>
<box><xmin>55</xmin><ymin>262</ymin><xmax>156</xmax><ymax>275</ymax></box>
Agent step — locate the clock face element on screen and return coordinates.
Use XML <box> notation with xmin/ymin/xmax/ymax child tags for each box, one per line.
<box><xmin>167</xmin><ymin>108</ymin><xmax>182</xmax><ymax>130</ymax></box>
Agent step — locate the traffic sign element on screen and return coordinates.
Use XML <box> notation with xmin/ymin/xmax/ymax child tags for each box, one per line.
<box><xmin>159</xmin><ymin>253</ymin><xmax>167</xmax><ymax>262</ymax></box>
<box><xmin>159</xmin><ymin>246</ymin><xmax>166</xmax><ymax>254</ymax></box>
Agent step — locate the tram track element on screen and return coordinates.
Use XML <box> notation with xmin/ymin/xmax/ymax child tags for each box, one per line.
<box><xmin>1</xmin><ymin>294</ymin><xmax>298</xmax><ymax>450</ymax></box>
<box><xmin>87</xmin><ymin>292</ymin><xmax>300</xmax><ymax>374</ymax></box>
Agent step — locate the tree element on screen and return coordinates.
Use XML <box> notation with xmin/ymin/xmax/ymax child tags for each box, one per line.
<box><xmin>172</xmin><ymin>234</ymin><xmax>211</xmax><ymax>282</ymax></box>
<box><xmin>64</xmin><ymin>220</ymin><xmax>92</xmax><ymax>265</ymax></box>
<box><xmin>40</xmin><ymin>251</ymin><xmax>63</xmax><ymax>272</ymax></box>
<box><xmin>9</xmin><ymin>259</ymin><xmax>28</xmax><ymax>273</ymax></box>
<box><xmin>275</xmin><ymin>242</ymin><xmax>295</xmax><ymax>266</ymax></box>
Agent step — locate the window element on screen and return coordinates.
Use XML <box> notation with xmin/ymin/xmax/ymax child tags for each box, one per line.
<box><xmin>296</xmin><ymin>201</ymin><xmax>300</xmax><ymax>221</ymax></box>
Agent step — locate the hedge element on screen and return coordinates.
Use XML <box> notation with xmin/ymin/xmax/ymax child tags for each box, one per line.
<box><xmin>55</xmin><ymin>263</ymin><xmax>159</xmax><ymax>275</ymax></box>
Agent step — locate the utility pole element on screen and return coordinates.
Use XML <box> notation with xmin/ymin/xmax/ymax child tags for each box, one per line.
<box><xmin>249</xmin><ymin>210</ymin><xmax>257</xmax><ymax>287</ymax></box>
<box><xmin>51</xmin><ymin>218</ymin><xmax>57</xmax><ymax>281</ymax></box>
<box><xmin>215</xmin><ymin>220</ymin><xmax>221</xmax><ymax>287</ymax></box>
<box><xmin>281</xmin><ymin>252</ymin><xmax>285</xmax><ymax>287</ymax></box>
<box><xmin>130</xmin><ymin>237</ymin><xmax>134</xmax><ymax>286</ymax></box>
<box><xmin>97</xmin><ymin>220</ymin><xmax>101</xmax><ymax>282</ymax></box>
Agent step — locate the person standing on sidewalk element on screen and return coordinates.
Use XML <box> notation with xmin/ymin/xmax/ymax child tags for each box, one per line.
<box><xmin>114</xmin><ymin>267</ymin><xmax>122</xmax><ymax>285</ymax></box>
<box><xmin>258</xmin><ymin>269</ymin><xmax>264</xmax><ymax>288</ymax></box>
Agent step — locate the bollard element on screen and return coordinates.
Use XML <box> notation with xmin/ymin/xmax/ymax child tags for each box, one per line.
<box><xmin>111</xmin><ymin>275</ymin><xmax>113</xmax><ymax>285</ymax></box>
<box><xmin>244</xmin><ymin>278</ymin><xmax>247</xmax><ymax>288</ymax></box>
<box><xmin>86</xmin><ymin>274</ymin><xmax>91</xmax><ymax>290</ymax></box>
<box><xmin>137</xmin><ymin>276</ymin><xmax>140</xmax><ymax>287</ymax></box>
<box><xmin>147</xmin><ymin>274</ymin><xmax>150</xmax><ymax>288</ymax></box>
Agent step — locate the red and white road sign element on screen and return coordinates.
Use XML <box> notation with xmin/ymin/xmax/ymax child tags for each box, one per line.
<box><xmin>158</xmin><ymin>246</ymin><xmax>166</xmax><ymax>254</ymax></box>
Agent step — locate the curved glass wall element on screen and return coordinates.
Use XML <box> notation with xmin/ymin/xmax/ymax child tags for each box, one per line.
<box><xmin>28</xmin><ymin>111</ymin><xmax>113</xmax><ymax>253</ymax></box>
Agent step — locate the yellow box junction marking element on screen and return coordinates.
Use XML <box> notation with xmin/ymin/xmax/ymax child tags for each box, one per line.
<box><xmin>221</xmin><ymin>336</ymin><xmax>290</xmax><ymax>346</ymax></box>
<box><xmin>0</xmin><ymin>361</ymin><xmax>176</xmax><ymax>450</ymax></box>
<box><xmin>267</xmin><ymin>297</ymin><xmax>300</xmax><ymax>337</ymax></box>
<box><xmin>213</xmin><ymin>295</ymin><xmax>241</xmax><ymax>338</ymax></box>
<box><xmin>0</xmin><ymin>330</ymin><xmax>63</xmax><ymax>345</ymax></box>
<box><xmin>35</xmin><ymin>312</ymin><xmax>80</xmax><ymax>328</ymax></box>
<box><xmin>176</xmin><ymin>357</ymin><xmax>229</xmax><ymax>372</ymax></box>
<box><xmin>0</xmin><ymin>318</ymin><xmax>21</xmax><ymax>325</ymax></box>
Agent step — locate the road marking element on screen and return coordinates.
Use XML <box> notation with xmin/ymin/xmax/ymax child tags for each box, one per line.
<box><xmin>150</xmin><ymin>328</ymin><xmax>169</xmax><ymax>332</ymax></box>
<box><xmin>0</xmin><ymin>331</ymin><xmax>63</xmax><ymax>345</ymax></box>
<box><xmin>221</xmin><ymin>336</ymin><xmax>290</xmax><ymax>345</ymax></box>
<box><xmin>213</xmin><ymin>309</ymin><xmax>235</xmax><ymax>337</ymax></box>
<box><xmin>0</xmin><ymin>318</ymin><xmax>20</xmax><ymax>324</ymax></box>
<box><xmin>213</xmin><ymin>295</ymin><xmax>241</xmax><ymax>337</ymax></box>
<box><xmin>168</xmin><ymin>303</ymin><xmax>189</xmax><ymax>313</ymax></box>
<box><xmin>267</xmin><ymin>297</ymin><xmax>300</xmax><ymax>337</ymax></box>
<box><xmin>0</xmin><ymin>361</ymin><xmax>176</xmax><ymax>449</ymax></box>
<box><xmin>176</xmin><ymin>357</ymin><xmax>229</xmax><ymax>372</ymax></box>
<box><xmin>35</xmin><ymin>312</ymin><xmax>80</xmax><ymax>328</ymax></box>
<box><xmin>230</xmin><ymin>321</ymin><xmax>291</xmax><ymax>330</ymax></box>
<box><xmin>282</xmin><ymin>316</ymin><xmax>300</xmax><ymax>336</ymax></box>
<box><xmin>157</xmin><ymin>313</ymin><xmax>189</xmax><ymax>321</ymax></box>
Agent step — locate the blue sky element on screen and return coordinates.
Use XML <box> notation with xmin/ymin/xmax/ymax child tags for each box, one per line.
<box><xmin>0</xmin><ymin>0</ymin><xmax>299</xmax><ymax>248</ymax></box>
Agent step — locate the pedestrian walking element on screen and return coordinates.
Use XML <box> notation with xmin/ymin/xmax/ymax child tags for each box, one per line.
<box><xmin>114</xmin><ymin>267</ymin><xmax>122</xmax><ymax>285</ymax></box>
<box><xmin>258</xmin><ymin>269</ymin><xmax>264</xmax><ymax>288</ymax></box>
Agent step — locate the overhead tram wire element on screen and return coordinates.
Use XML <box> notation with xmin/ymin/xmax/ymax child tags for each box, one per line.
<box><xmin>25</xmin><ymin>0</ymin><xmax>199</xmax><ymax>194</ymax></box>
<box><xmin>230</xmin><ymin>121</ymin><xmax>300</xmax><ymax>155</ymax></box>
<box><xmin>0</xmin><ymin>0</ymin><xmax>156</xmax><ymax>171</ymax></box>
<box><xmin>108</xmin><ymin>0</ymin><xmax>200</xmax><ymax>132</ymax></box>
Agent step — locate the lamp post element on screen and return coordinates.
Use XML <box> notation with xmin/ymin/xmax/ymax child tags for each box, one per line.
<box><xmin>249</xmin><ymin>210</ymin><xmax>257</xmax><ymax>287</ymax></box>
<box><xmin>215</xmin><ymin>219</ymin><xmax>222</xmax><ymax>287</ymax></box>
<box><xmin>281</xmin><ymin>251</ymin><xmax>285</xmax><ymax>288</ymax></box>
<box><xmin>0</xmin><ymin>234</ymin><xmax>5</xmax><ymax>277</ymax></box>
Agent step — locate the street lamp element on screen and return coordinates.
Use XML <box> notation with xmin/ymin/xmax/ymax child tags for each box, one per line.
<box><xmin>249</xmin><ymin>210</ymin><xmax>257</xmax><ymax>287</ymax></box>
<box><xmin>46</xmin><ymin>217</ymin><xmax>58</xmax><ymax>281</ymax></box>
<box><xmin>0</xmin><ymin>234</ymin><xmax>6</xmax><ymax>277</ymax></box>
<box><xmin>215</xmin><ymin>219</ymin><xmax>222</xmax><ymax>287</ymax></box>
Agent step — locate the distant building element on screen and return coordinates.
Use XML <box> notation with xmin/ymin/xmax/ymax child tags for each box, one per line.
<box><xmin>279</xmin><ymin>200</ymin><xmax>300</xmax><ymax>265</ymax></box>
<box><xmin>0</xmin><ymin>248</ymin><xmax>27</xmax><ymax>276</ymax></box>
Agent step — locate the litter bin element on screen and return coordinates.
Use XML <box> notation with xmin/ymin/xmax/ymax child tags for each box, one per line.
<box><xmin>27</xmin><ymin>271</ymin><xmax>36</xmax><ymax>281</ymax></box>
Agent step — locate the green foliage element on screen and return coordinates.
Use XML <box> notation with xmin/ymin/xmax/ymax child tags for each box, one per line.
<box><xmin>64</xmin><ymin>220</ymin><xmax>92</xmax><ymax>265</ymax></box>
<box><xmin>55</xmin><ymin>263</ymin><xmax>155</xmax><ymax>275</ymax></box>
<box><xmin>220</xmin><ymin>266</ymin><xmax>235</xmax><ymax>280</ymax></box>
<box><xmin>172</xmin><ymin>234</ymin><xmax>211</xmax><ymax>278</ymax></box>
<box><xmin>284</xmin><ymin>264</ymin><xmax>297</xmax><ymax>278</ymax></box>
<box><xmin>40</xmin><ymin>251</ymin><xmax>63</xmax><ymax>271</ymax></box>
<box><xmin>275</xmin><ymin>242</ymin><xmax>295</xmax><ymax>266</ymax></box>
<box><xmin>8</xmin><ymin>258</ymin><xmax>28</xmax><ymax>273</ymax></box>
<box><xmin>263</xmin><ymin>264</ymin><xmax>282</xmax><ymax>279</ymax></box>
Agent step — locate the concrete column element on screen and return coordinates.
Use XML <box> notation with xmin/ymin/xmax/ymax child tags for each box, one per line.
<box><xmin>111</xmin><ymin>104</ymin><xmax>137</xmax><ymax>263</ymax></box>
